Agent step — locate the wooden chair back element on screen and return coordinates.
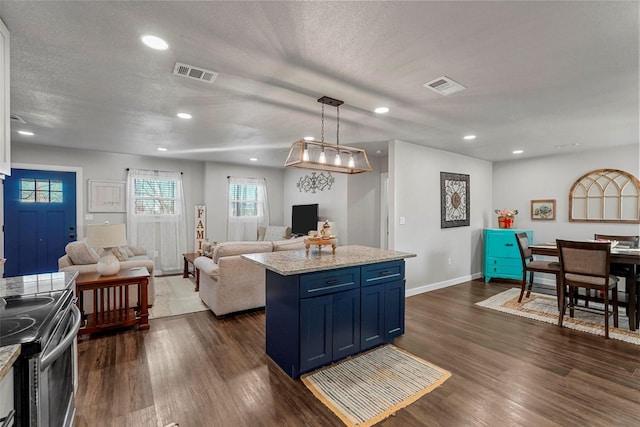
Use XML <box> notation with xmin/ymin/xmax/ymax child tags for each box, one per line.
<box><xmin>515</xmin><ymin>232</ymin><xmax>533</xmax><ymax>267</ymax></box>
<box><xmin>594</xmin><ymin>234</ymin><xmax>639</xmax><ymax>248</ymax></box>
<box><xmin>556</xmin><ymin>239</ymin><xmax>612</xmax><ymax>288</ymax></box>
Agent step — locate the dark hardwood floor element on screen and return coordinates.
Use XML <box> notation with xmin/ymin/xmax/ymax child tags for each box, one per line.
<box><xmin>75</xmin><ymin>279</ymin><xmax>640</xmax><ymax>427</ymax></box>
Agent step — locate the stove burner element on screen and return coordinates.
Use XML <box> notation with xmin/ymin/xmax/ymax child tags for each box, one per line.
<box><xmin>0</xmin><ymin>316</ymin><xmax>37</xmax><ymax>338</ymax></box>
<box><xmin>2</xmin><ymin>295</ymin><xmax>55</xmax><ymax>316</ymax></box>
<box><xmin>0</xmin><ymin>293</ymin><xmax>67</xmax><ymax>347</ymax></box>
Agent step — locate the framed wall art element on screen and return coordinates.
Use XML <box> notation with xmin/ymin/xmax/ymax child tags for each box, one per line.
<box><xmin>440</xmin><ymin>172</ymin><xmax>470</xmax><ymax>228</ymax></box>
<box><xmin>88</xmin><ymin>179</ymin><xmax>126</xmax><ymax>212</ymax></box>
<box><xmin>531</xmin><ymin>199</ymin><xmax>556</xmax><ymax>220</ymax></box>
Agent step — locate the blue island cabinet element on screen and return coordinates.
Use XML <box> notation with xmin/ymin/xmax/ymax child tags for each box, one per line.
<box><xmin>360</xmin><ymin>261</ymin><xmax>405</xmax><ymax>350</ymax></box>
<box><xmin>265</xmin><ymin>260</ymin><xmax>406</xmax><ymax>378</ymax></box>
<box><xmin>483</xmin><ymin>228</ymin><xmax>533</xmax><ymax>283</ymax></box>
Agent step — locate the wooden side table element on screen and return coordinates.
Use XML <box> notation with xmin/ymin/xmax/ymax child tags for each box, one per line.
<box><xmin>75</xmin><ymin>267</ymin><xmax>150</xmax><ymax>335</ymax></box>
<box><xmin>183</xmin><ymin>252</ymin><xmax>212</xmax><ymax>291</ymax></box>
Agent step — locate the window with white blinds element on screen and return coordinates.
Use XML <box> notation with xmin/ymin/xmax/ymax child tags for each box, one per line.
<box><xmin>226</xmin><ymin>176</ymin><xmax>269</xmax><ymax>241</ymax></box>
<box><xmin>229</xmin><ymin>182</ymin><xmax>259</xmax><ymax>217</ymax></box>
<box><xmin>133</xmin><ymin>178</ymin><xmax>177</xmax><ymax>215</ymax></box>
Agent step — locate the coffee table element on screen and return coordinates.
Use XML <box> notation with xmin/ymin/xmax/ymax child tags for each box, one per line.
<box><xmin>75</xmin><ymin>266</ymin><xmax>150</xmax><ymax>335</ymax></box>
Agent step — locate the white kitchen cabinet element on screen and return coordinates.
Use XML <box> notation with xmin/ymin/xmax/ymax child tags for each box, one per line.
<box><xmin>0</xmin><ymin>18</ymin><xmax>10</xmax><ymax>177</ymax></box>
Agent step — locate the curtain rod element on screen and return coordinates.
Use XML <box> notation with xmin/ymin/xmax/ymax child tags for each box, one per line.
<box><xmin>126</xmin><ymin>168</ymin><xmax>183</xmax><ymax>174</ymax></box>
<box><xmin>227</xmin><ymin>176</ymin><xmax>264</xmax><ymax>180</ymax></box>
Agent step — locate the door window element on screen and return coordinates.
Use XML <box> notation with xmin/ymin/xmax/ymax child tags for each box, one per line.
<box><xmin>20</xmin><ymin>179</ymin><xmax>63</xmax><ymax>203</ymax></box>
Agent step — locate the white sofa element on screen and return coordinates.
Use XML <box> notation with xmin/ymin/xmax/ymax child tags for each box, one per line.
<box><xmin>194</xmin><ymin>237</ymin><xmax>306</xmax><ymax>316</ymax></box>
<box><xmin>58</xmin><ymin>241</ymin><xmax>156</xmax><ymax>306</ymax></box>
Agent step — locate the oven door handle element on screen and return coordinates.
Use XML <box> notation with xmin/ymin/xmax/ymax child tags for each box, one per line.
<box><xmin>40</xmin><ymin>304</ymin><xmax>81</xmax><ymax>371</ymax></box>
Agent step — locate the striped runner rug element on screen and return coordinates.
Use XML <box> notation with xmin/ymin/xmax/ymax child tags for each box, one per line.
<box><xmin>301</xmin><ymin>345</ymin><xmax>451</xmax><ymax>427</ymax></box>
<box><xmin>476</xmin><ymin>287</ymin><xmax>640</xmax><ymax>345</ymax></box>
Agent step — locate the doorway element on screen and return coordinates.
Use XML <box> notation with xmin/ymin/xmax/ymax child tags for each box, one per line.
<box><xmin>4</xmin><ymin>168</ymin><xmax>77</xmax><ymax>276</ymax></box>
<box><xmin>380</xmin><ymin>172</ymin><xmax>388</xmax><ymax>249</ymax></box>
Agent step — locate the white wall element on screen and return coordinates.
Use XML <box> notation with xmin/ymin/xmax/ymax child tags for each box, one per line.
<box><xmin>493</xmin><ymin>144</ymin><xmax>640</xmax><ymax>244</ymax></box>
<box><xmin>347</xmin><ymin>156</ymin><xmax>381</xmax><ymax>247</ymax></box>
<box><xmin>203</xmin><ymin>162</ymin><xmax>284</xmax><ymax>243</ymax></box>
<box><xmin>11</xmin><ymin>143</ymin><xmax>205</xmax><ymax>249</ymax></box>
<box><xmin>283</xmin><ymin>169</ymin><xmax>348</xmax><ymax>241</ymax></box>
<box><xmin>389</xmin><ymin>140</ymin><xmax>493</xmax><ymax>294</ymax></box>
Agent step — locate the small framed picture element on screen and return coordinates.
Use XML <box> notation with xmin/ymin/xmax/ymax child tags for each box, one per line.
<box><xmin>88</xmin><ymin>180</ymin><xmax>126</xmax><ymax>212</ymax></box>
<box><xmin>531</xmin><ymin>199</ymin><xmax>556</xmax><ymax>220</ymax></box>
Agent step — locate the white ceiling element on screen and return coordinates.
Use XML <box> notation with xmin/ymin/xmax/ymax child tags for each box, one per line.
<box><xmin>2</xmin><ymin>1</ymin><xmax>638</xmax><ymax>168</ymax></box>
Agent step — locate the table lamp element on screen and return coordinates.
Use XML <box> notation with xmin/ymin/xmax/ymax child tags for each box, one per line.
<box><xmin>86</xmin><ymin>222</ymin><xmax>127</xmax><ymax>276</ymax></box>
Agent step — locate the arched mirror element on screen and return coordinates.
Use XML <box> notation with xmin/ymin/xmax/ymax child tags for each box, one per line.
<box><xmin>569</xmin><ymin>169</ymin><xmax>640</xmax><ymax>223</ymax></box>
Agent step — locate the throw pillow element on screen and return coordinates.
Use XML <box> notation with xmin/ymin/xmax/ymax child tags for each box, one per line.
<box><xmin>122</xmin><ymin>246</ymin><xmax>135</xmax><ymax>257</ymax></box>
<box><xmin>263</xmin><ymin>226</ymin><xmax>287</xmax><ymax>241</ymax></box>
<box><xmin>66</xmin><ymin>242</ymin><xmax>100</xmax><ymax>265</ymax></box>
<box><xmin>257</xmin><ymin>226</ymin><xmax>266</xmax><ymax>241</ymax></box>
<box><xmin>112</xmin><ymin>247</ymin><xmax>127</xmax><ymax>262</ymax></box>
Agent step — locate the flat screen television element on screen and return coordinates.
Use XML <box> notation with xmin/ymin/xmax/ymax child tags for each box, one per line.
<box><xmin>291</xmin><ymin>203</ymin><xmax>318</xmax><ymax>236</ymax></box>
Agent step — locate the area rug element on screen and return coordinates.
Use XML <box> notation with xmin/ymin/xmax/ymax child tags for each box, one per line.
<box><xmin>301</xmin><ymin>345</ymin><xmax>451</xmax><ymax>427</ymax></box>
<box><xmin>149</xmin><ymin>275</ymin><xmax>208</xmax><ymax>319</ymax></box>
<box><xmin>476</xmin><ymin>288</ymin><xmax>640</xmax><ymax>345</ymax></box>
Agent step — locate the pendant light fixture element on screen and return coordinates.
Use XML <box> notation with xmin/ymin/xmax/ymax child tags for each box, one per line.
<box><xmin>285</xmin><ymin>96</ymin><xmax>372</xmax><ymax>174</ymax></box>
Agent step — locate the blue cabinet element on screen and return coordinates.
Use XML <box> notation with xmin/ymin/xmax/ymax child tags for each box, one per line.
<box><xmin>483</xmin><ymin>228</ymin><xmax>533</xmax><ymax>283</ymax></box>
<box><xmin>300</xmin><ymin>288</ymin><xmax>360</xmax><ymax>372</ymax></box>
<box><xmin>265</xmin><ymin>260</ymin><xmax>405</xmax><ymax>378</ymax></box>
<box><xmin>360</xmin><ymin>261</ymin><xmax>405</xmax><ymax>350</ymax></box>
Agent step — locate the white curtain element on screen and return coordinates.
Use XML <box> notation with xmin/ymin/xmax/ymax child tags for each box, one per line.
<box><xmin>126</xmin><ymin>168</ymin><xmax>187</xmax><ymax>274</ymax></box>
<box><xmin>227</xmin><ymin>176</ymin><xmax>269</xmax><ymax>241</ymax></box>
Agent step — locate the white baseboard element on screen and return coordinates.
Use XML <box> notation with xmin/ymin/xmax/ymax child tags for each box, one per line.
<box><xmin>406</xmin><ymin>272</ymin><xmax>484</xmax><ymax>297</ymax></box>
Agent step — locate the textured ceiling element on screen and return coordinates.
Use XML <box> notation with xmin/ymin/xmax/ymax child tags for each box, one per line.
<box><xmin>1</xmin><ymin>1</ymin><xmax>638</xmax><ymax>168</ymax></box>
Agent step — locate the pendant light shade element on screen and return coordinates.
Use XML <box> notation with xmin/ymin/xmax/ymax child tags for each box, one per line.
<box><xmin>284</xmin><ymin>96</ymin><xmax>372</xmax><ymax>174</ymax></box>
<box><xmin>285</xmin><ymin>139</ymin><xmax>372</xmax><ymax>174</ymax></box>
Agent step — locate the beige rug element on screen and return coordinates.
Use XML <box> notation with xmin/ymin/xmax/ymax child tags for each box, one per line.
<box><xmin>149</xmin><ymin>275</ymin><xmax>208</xmax><ymax>319</ymax></box>
<box><xmin>301</xmin><ymin>345</ymin><xmax>451</xmax><ymax>427</ymax></box>
<box><xmin>476</xmin><ymin>288</ymin><xmax>640</xmax><ymax>345</ymax></box>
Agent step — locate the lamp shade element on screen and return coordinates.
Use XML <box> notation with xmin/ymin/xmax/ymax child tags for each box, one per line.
<box><xmin>86</xmin><ymin>223</ymin><xmax>127</xmax><ymax>249</ymax></box>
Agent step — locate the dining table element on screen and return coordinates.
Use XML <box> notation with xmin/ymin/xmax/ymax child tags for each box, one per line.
<box><xmin>531</xmin><ymin>243</ymin><xmax>640</xmax><ymax>331</ymax></box>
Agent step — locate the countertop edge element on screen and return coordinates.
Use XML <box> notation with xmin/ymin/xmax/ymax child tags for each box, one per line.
<box><xmin>0</xmin><ymin>344</ymin><xmax>21</xmax><ymax>381</ymax></box>
<box><xmin>243</xmin><ymin>246</ymin><xmax>416</xmax><ymax>276</ymax></box>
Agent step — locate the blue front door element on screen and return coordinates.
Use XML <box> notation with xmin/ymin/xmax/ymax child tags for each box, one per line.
<box><xmin>4</xmin><ymin>169</ymin><xmax>77</xmax><ymax>276</ymax></box>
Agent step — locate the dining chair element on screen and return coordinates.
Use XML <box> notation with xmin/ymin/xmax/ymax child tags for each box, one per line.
<box><xmin>515</xmin><ymin>232</ymin><xmax>560</xmax><ymax>304</ymax></box>
<box><xmin>556</xmin><ymin>239</ymin><xmax>619</xmax><ymax>338</ymax></box>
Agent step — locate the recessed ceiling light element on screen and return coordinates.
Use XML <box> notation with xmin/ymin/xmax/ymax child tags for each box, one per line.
<box><xmin>176</xmin><ymin>113</ymin><xmax>192</xmax><ymax>119</ymax></box>
<box><xmin>250</xmin><ymin>158</ymin><xmax>258</xmax><ymax>162</ymax></box>
<box><xmin>18</xmin><ymin>130</ymin><xmax>34</xmax><ymax>136</ymax></box>
<box><xmin>374</xmin><ymin>107</ymin><xmax>389</xmax><ymax>114</ymax></box>
<box><xmin>512</xmin><ymin>150</ymin><xmax>524</xmax><ymax>154</ymax></box>
<box><xmin>463</xmin><ymin>135</ymin><xmax>476</xmax><ymax>140</ymax></box>
<box><xmin>157</xmin><ymin>147</ymin><xmax>168</xmax><ymax>152</ymax></box>
<box><xmin>303</xmin><ymin>136</ymin><xmax>314</xmax><ymax>141</ymax></box>
<box><xmin>141</xmin><ymin>34</ymin><xmax>169</xmax><ymax>50</ymax></box>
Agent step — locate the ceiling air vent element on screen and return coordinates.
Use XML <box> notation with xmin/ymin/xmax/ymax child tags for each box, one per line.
<box><xmin>423</xmin><ymin>76</ymin><xmax>466</xmax><ymax>96</ymax></box>
<box><xmin>173</xmin><ymin>62</ymin><xmax>218</xmax><ymax>84</ymax></box>
<box><xmin>10</xmin><ymin>113</ymin><xmax>27</xmax><ymax>124</ymax></box>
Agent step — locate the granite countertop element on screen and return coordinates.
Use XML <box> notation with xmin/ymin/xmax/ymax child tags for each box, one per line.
<box><xmin>0</xmin><ymin>271</ymin><xmax>78</xmax><ymax>298</ymax></box>
<box><xmin>242</xmin><ymin>245</ymin><xmax>416</xmax><ymax>275</ymax></box>
<box><xmin>0</xmin><ymin>344</ymin><xmax>20</xmax><ymax>381</ymax></box>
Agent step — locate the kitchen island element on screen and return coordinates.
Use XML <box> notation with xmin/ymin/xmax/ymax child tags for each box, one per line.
<box><xmin>243</xmin><ymin>245</ymin><xmax>416</xmax><ymax>378</ymax></box>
